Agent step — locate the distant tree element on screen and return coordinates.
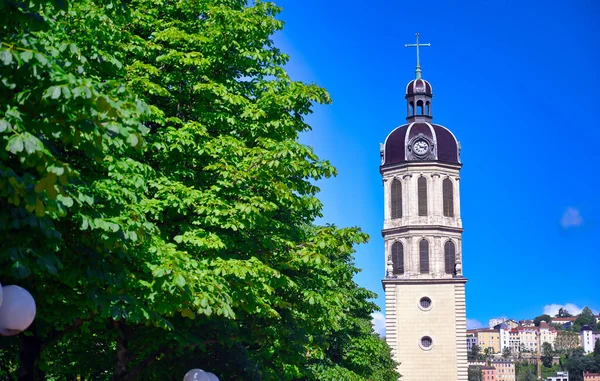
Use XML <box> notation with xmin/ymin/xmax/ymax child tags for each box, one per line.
<box><xmin>534</xmin><ymin>314</ymin><xmax>553</xmax><ymax>326</ymax></box>
<box><xmin>516</xmin><ymin>362</ymin><xmax>537</xmax><ymax>381</ymax></box>
<box><xmin>484</xmin><ymin>347</ymin><xmax>492</xmax><ymax>358</ymax></box>
<box><xmin>502</xmin><ymin>347</ymin><xmax>512</xmax><ymax>359</ymax></box>
<box><xmin>557</xmin><ymin>308</ymin><xmax>573</xmax><ymax>318</ymax></box>
<box><xmin>551</xmin><ymin>323</ymin><xmax>565</xmax><ymax>331</ymax></box>
<box><xmin>563</xmin><ymin>348</ymin><xmax>599</xmax><ymax>381</ymax></box>
<box><xmin>468</xmin><ymin>366</ymin><xmax>483</xmax><ymax>381</ymax></box>
<box><xmin>469</xmin><ymin>344</ymin><xmax>482</xmax><ymax>361</ymax></box>
<box><xmin>541</xmin><ymin>342</ymin><xmax>554</xmax><ymax>368</ymax></box>
<box><xmin>518</xmin><ymin>368</ymin><xmax>537</xmax><ymax>381</ymax></box>
<box><xmin>594</xmin><ymin>338</ymin><xmax>600</xmax><ymax>357</ymax></box>
<box><xmin>575</xmin><ymin>307</ymin><xmax>596</xmax><ymax>327</ymax></box>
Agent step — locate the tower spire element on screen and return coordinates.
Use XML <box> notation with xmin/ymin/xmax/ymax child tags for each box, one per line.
<box><xmin>405</xmin><ymin>33</ymin><xmax>431</xmax><ymax>79</ymax></box>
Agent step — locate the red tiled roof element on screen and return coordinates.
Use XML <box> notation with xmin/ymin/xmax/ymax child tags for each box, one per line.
<box><xmin>552</xmin><ymin>317</ymin><xmax>577</xmax><ymax>322</ymax></box>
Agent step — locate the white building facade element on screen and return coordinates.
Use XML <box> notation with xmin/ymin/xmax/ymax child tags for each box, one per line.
<box><xmin>582</xmin><ymin>326</ymin><xmax>594</xmax><ymax>354</ymax></box>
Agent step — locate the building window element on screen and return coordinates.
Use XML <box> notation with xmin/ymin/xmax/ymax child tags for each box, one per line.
<box><xmin>443</xmin><ymin>178</ymin><xmax>454</xmax><ymax>217</ymax></box>
<box><xmin>419</xmin><ymin>297</ymin><xmax>432</xmax><ymax>310</ymax></box>
<box><xmin>391</xmin><ymin>178</ymin><xmax>402</xmax><ymax>219</ymax></box>
<box><xmin>420</xmin><ymin>336</ymin><xmax>433</xmax><ymax>349</ymax></box>
<box><xmin>391</xmin><ymin>241</ymin><xmax>404</xmax><ymax>275</ymax></box>
<box><xmin>418</xmin><ymin>176</ymin><xmax>428</xmax><ymax>216</ymax></box>
<box><xmin>419</xmin><ymin>239</ymin><xmax>429</xmax><ymax>273</ymax></box>
<box><xmin>444</xmin><ymin>240</ymin><xmax>456</xmax><ymax>275</ymax></box>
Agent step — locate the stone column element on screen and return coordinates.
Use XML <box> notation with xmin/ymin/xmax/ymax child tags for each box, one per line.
<box><xmin>456</xmin><ymin>237</ymin><xmax>463</xmax><ymax>276</ymax></box>
<box><xmin>406</xmin><ymin>236</ymin><xmax>414</xmax><ymax>275</ymax></box>
<box><xmin>432</xmin><ymin>173</ymin><xmax>441</xmax><ymax>221</ymax></box>
<box><xmin>383</xmin><ymin>177</ymin><xmax>390</xmax><ymax>221</ymax></box>
<box><xmin>405</xmin><ymin>174</ymin><xmax>415</xmax><ymax>222</ymax></box>
<box><xmin>433</xmin><ymin>235</ymin><xmax>442</xmax><ymax>276</ymax></box>
<box><xmin>455</xmin><ymin>177</ymin><xmax>461</xmax><ymax>219</ymax></box>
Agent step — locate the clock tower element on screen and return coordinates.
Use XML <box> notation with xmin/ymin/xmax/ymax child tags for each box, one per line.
<box><xmin>381</xmin><ymin>34</ymin><xmax>467</xmax><ymax>380</ymax></box>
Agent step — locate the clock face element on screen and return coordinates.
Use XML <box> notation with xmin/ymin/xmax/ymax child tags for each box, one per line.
<box><xmin>413</xmin><ymin>139</ymin><xmax>429</xmax><ymax>155</ymax></box>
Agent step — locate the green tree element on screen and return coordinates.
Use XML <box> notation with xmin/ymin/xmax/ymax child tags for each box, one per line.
<box><xmin>502</xmin><ymin>346</ymin><xmax>512</xmax><ymax>358</ymax></box>
<box><xmin>1</xmin><ymin>0</ymin><xmax>400</xmax><ymax>380</ymax></box>
<box><xmin>563</xmin><ymin>348</ymin><xmax>600</xmax><ymax>381</ymax></box>
<box><xmin>534</xmin><ymin>314</ymin><xmax>552</xmax><ymax>326</ymax></box>
<box><xmin>557</xmin><ymin>308</ymin><xmax>573</xmax><ymax>318</ymax></box>
<box><xmin>516</xmin><ymin>362</ymin><xmax>537</xmax><ymax>381</ymax></box>
<box><xmin>518</xmin><ymin>368</ymin><xmax>537</xmax><ymax>381</ymax></box>
<box><xmin>1</xmin><ymin>0</ymin><xmax>158</xmax><ymax>378</ymax></box>
<box><xmin>469</xmin><ymin>344</ymin><xmax>482</xmax><ymax>361</ymax></box>
<box><xmin>575</xmin><ymin>307</ymin><xmax>596</xmax><ymax>328</ymax></box>
<box><xmin>541</xmin><ymin>342</ymin><xmax>554</xmax><ymax>367</ymax></box>
<box><xmin>468</xmin><ymin>365</ymin><xmax>483</xmax><ymax>381</ymax></box>
<box><xmin>484</xmin><ymin>346</ymin><xmax>494</xmax><ymax>359</ymax></box>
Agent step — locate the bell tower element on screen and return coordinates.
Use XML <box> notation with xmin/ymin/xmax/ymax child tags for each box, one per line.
<box><xmin>380</xmin><ymin>34</ymin><xmax>467</xmax><ymax>381</ymax></box>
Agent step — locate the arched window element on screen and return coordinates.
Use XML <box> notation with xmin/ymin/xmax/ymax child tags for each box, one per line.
<box><xmin>445</xmin><ymin>240</ymin><xmax>456</xmax><ymax>275</ymax></box>
<box><xmin>418</xmin><ymin>176</ymin><xmax>428</xmax><ymax>216</ymax></box>
<box><xmin>392</xmin><ymin>241</ymin><xmax>404</xmax><ymax>275</ymax></box>
<box><xmin>426</xmin><ymin>101</ymin><xmax>431</xmax><ymax>115</ymax></box>
<box><xmin>419</xmin><ymin>239</ymin><xmax>429</xmax><ymax>273</ymax></box>
<box><xmin>410</xmin><ymin>101</ymin><xmax>415</xmax><ymax>115</ymax></box>
<box><xmin>391</xmin><ymin>179</ymin><xmax>402</xmax><ymax>219</ymax></box>
<box><xmin>443</xmin><ymin>178</ymin><xmax>454</xmax><ymax>217</ymax></box>
<box><xmin>417</xmin><ymin>100</ymin><xmax>424</xmax><ymax>115</ymax></box>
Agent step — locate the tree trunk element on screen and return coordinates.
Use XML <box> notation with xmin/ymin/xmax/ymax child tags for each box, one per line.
<box><xmin>18</xmin><ymin>323</ymin><xmax>43</xmax><ymax>381</ymax></box>
<box><xmin>111</xmin><ymin>320</ymin><xmax>130</xmax><ymax>381</ymax></box>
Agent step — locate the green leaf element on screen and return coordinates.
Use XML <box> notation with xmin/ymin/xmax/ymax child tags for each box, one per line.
<box><xmin>6</xmin><ymin>135</ymin><xmax>24</xmax><ymax>154</ymax></box>
<box><xmin>174</xmin><ymin>274</ymin><xmax>186</xmax><ymax>288</ymax></box>
<box><xmin>20</xmin><ymin>50</ymin><xmax>33</xmax><ymax>62</ymax></box>
<box><xmin>51</xmin><ymin>86</ymin><xmax>61</xmax><ymax>99</ymax></box>
<box><xmin>44</xmin><ymin>86</ymin><xmax>61</xmax><ymax>100</ymax></box>
<box><xmin>1</xmin><ymin>49</ymin><xmax>13</xmax><ymax>65</ymax></box>
<box><xmin>0</xmin><ymin>119</ymin><xmax>10</xmax><ymax>133</ymax></box>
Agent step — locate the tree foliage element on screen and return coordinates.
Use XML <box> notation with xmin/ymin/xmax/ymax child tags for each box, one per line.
<box><xmin>534</xmin><ymin>314</ymin><xmax>552</xmax><ymax>327</ymax></box>
<box><xmin>468</xmin><ymin>365</ymin><xmax>482</xmax><ymax>381</ymax></box>
<box><xmin>573</xmin><ymin>307</ymin><xmax>596</xmax><ymax>332</ymax></box>
<box><xmin>557</xmin><ymin>308</ymin><xmax>573</xmax><ymax>318</ymax></box>
<box><xmin>0</xmin><ymin>0</ymin><xmax>399</xmax><ymax>380</ymax></box>
<box><xmin>541</xmin><ymin>342</ymin><xmax>554</xmax><ymax>368</ymax></box>
<box><xmin>468</xmin><ymin>344</ymin><xmax>484</xmax><ymax>361</ymax></box>
<box><xmin>563</xmin><ymin>348</ymin><xmax>600</xmax><ymax>381</ymax></box>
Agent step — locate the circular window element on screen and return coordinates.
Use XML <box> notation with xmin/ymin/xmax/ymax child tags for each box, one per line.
<box><xmin>420</xmin><ymin>336</ymin><xmax>433</xmax><ymax>350</ymax></box>
<box><xmin>420</xmin><ymin>297</ymin><xmax>431</xmax><ymax>309</ymax></box>
<box><xmin>418</xmin><ymin>296</ymin><xmax>432</xmax><ymax>311</ymax></box>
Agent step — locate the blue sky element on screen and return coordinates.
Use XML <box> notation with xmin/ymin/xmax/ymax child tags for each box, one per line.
<box><xmin>273</xmin><ymin>0</ymin><xmax>599</xmax><ymax>332</ymax></box>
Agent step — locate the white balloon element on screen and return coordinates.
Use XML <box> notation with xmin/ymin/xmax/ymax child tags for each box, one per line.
<box><xmin>205</xmin><ymin>372</ymin><xmax>219</xmax><ymax>381</ymax></box>
<box><xmin>0</xmin><ymin>285</ymin><xmax>36</xmax><ymax>336</ymax></box>
<box><xmin>183</xmin><ymin>369</ymin><xmax>210</xmax><ymax>381</ymax></box>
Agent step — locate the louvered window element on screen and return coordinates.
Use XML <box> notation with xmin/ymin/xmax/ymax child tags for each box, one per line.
<box><xmin>445</xmin><ymin>240</ymin><xmax>456</xmax><ymax>275</ymax></box>
<box><xmin>443</xmin><ymin>178</ymin><xmax>454</xmax><ymax>217</ymax></box>
<box><xmin>391</xmin><ymin>241</ymin><xmax>404</xmax><ymax>275</ymax></box>
<box><xmin>419</xmin><ymin>239</ymin><xmax>429</xmax><ymax>273</ymax></box>
<box><xmin>418</xmin><ymin>176</ymin><xmax>428</xmax><ymax>216</ymax></box>
<box><xmin>391</xmin><ymin>179</ymin><xmax>402</xmax><ymax>219</ymax></box>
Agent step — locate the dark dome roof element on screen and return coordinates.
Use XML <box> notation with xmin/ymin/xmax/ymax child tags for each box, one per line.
<box><xmin>406</xmin><ymin>78</ymin><xmax>432</xmax><ymax>96</ymax></box>
<box><xmin>382</xmin><ymin>122</ymin><xmax>460</xmax><ymax>166</ymax></box>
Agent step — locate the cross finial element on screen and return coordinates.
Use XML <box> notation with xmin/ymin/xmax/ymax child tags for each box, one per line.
<box><xmin>405</xmin><ymin>33</ymin><xmax>431</xmax><ymax>79</ymax></box>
